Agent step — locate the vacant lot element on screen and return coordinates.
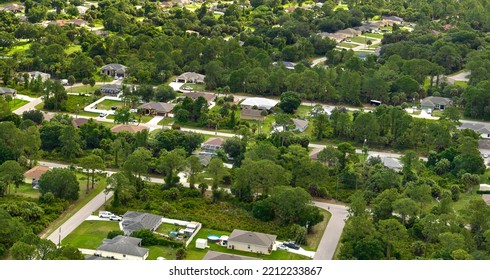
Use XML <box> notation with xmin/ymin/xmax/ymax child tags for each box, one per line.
<box><xmin>95</xmin><ymin>99</ymin><xmax>126</xmax><ymax>110</ymax></box>
<box><xmin>62</xmin><ymin>220</ymin><xmax>120</xmax><ymax>249</ymax></box>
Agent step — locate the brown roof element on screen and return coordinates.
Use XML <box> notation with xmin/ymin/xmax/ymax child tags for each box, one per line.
<box><xmin>182</xmin><ymin>92</ymin><xmax>215</xmax><ymax>102</ymax></box>
<box><xmin>309</xmin><ymin>147</ymin><xmax>323</xmax><ymax>160</ymax></box>
<box><xmin>138</xmin><ymin>102</ymin><xmax>175</xmax><ymax>114</ymax></box>
<box><xmin>72</xmin><ymin>118</ymin><xmax>89</xmax><ymax>128</ymax></box>
<box><xmin>24</xmin><ymin>166</ymin><xmax>49</xmax><ymax>179</ymax></box>
<box><xmin>203</xmin><ymin>251</ymin><xmax>260</xmax><ymax>260</ymax></box>
<box><xmin>202</xmin><ymin>137</ymin><xmax>225</xmax><ymax>147</ymax></box>
<box><xmin>111</xmin><ymin>124</ymin><xmax>148</xmax><ymax>134</ymax></box>
<box><xmin>241</xmin><ymin>108</ymin><xmax>263</xmax><ymax>117</ymax></box>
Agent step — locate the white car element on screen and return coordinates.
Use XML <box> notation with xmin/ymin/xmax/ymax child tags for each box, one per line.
<box><xmin>484</xmin><ymin>153</ymin><xmax>488</xmax><ymax>158</ymax></box>
<box><xmin>99</xmin><ymin>211</ymin><xmax>114</xmax><ymax>218</ymax></box>
<box><xmin>109</xmin><ymin>215</ymin><xmax>122</xmax><ymax>221</ymax></box>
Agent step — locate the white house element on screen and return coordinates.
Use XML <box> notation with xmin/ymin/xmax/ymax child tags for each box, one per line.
<box><xmin>240</xmin><ymin>97</ymin><xmax>278</xmax><ymax>111</ymax></box>
<box><xmin>227</xmin><ymin>229</ymin><xmax>277</xmax><ymax>255</ymax></box>
<box><xmin>96</xmin><ymin>236</ymin><xmax>149</xmax><ymax>260</ymax></box>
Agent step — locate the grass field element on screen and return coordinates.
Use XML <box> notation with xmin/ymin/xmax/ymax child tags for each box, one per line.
<box><xmin>61</xmin><ymin>220</ymin><xmax>120</xmax><ymax>249</ymax></box>
<box><xmin>158</xmin><ymin>117</ymin><xmax>175</xmax><ymax>126</ymax></box>
<box><xmin>13</xmin><ymin>182</ymin><xmax>41</xmax><ymax>198</ymax></box>
<box><xmin>7</xmin><ymin>42</ymin><xmax>31</xmax><ymax>55</ymax></box>
<box><xmin>350</xmin><ymin>36</ymin><xmax>376</xmax><ymax>45</ymax></box>
<box><xmin>95</xmin><ymin>99</ymin><xmax>126</xmax><ymax>110</ymax></box>
<box><xmin>186</xmin><ymin>228</ymin><xmax>311</xmax><ymax>260</ymax></box>
<box><xmin>337</xmin><ymin>42</ymin><xmax>358</xmax><ymax>48</ymax></box>
<box><xmin>65</xmin><ymin>45</ymin><xmax>82</xmax><ymax>55</ymax></box>
<box><xmin>182</xmin><ymin>83</ymin><xmax>206</xmax><ymax>92</ymax></box>
<box><xmin>147</xmin><ymin>245</ymin><xmax>180</xmax><ymax>260</ymax></box>
<box><xmin>67</xmin><ymin>85</ymin><xmax>101</xmax><ymax>94</ymax></box>
<box><xmin>8</xmin><ymin>99</ymin><xmax>29</xmax><ymax>110</ymax></box>
<box><xmin>364</xmin><ymin>33</ymin><xmax>384</xmax><ymax>39</ymax></box>
<box><xmin>106</xmin><ymin>114</ymin><xmax>153</xmax><ymax>123</ymax></box>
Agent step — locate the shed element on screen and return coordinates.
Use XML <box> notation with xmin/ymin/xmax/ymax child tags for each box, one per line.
<box><xmin>196</xmin><ymin>238</ymin><xmax>208</xmax><ymax>249</ymax></box>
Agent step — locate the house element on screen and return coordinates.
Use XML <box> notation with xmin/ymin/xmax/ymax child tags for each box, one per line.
<box><xmin>240</xmin><ymin>97</ymin><xmax>278</xmax><ymax>111</ymax></box>
<box><xmin>68</xmin><ymin>19</ymin><xmax>88</xmax><ymax>27</ymax></box>
<box><xmin>0</xmin><ymin>87</ymin><xmax>16</xmax><ymax>96</ymax></box>
<box><xmin>459</xmin><ymin>123</ymin><xmax>490</xmax><ymax>139</ymax></box>
<box><xmin>336</xmin><ymin>28</ymin><xmax>361</xmax><ymax>38</ymax></box>
<box><xmin>182</xmin><ymin>92</ymin><xmax>215</xmax><ymax>103</ymax></box>
<box><xmin>240</xmin><ymin>108</ymin><xmax>265</xmax><ymax>121</ymax></box>
<box><xmin>478</xmin><ymin>140</ymin><xmax>490</xmax><ymax>155</ymax></box>
<box><xmin>111</xmin><ymin>124</ymin><xmax>148</xmax><ymax>134</ymax></box>
<box><xmin>99</xmin><ymin>84</ymin><xmax>122</xmax><ymax>96</ymax></box>
<box><xmin>175</xmin><ymin>72</ymin><xmax>206</xmax><ymax>84</ymax></box>
<box><xmin>172</xmin><ymin>0</ymin><xmax>191</xmax><ymax>7</ymax></box>
<box><xmin>203</xmin><ymin>251</ymin><xmax>261</xmax><ymax>260</ymax></box>
<box><xmin>420</xmin><ymin>96</ymin><xmax>452</xmax><ymax>111</ymax></box>
<box><xmin>24</xmin><ymin>166</ymin><xmax>49</xmax><ymax>184</ymax></box>
<box><xmin>138</xmin><ymin>102</ymin><xmax>175</xmax><ymax>117</ymax></box>
<box><xmin>100</xmin><ymin>64</ymin><xmax>128</xmax><ymax>78</ymax></box>
<box><xmin>273</xmin><ymin>61</ymin><xmax>296</xmax><ymax>70</ymax></box>
<box><xmin>381</xmin><ymin>15</ymin><xmax>404</xmax><ymax>24</ymax></box>
<box><xmin>309</xmin><ymin>147</ymin><xmax>323</xmax><ymax>161</ymax></box>
<box><xmin>71</xmin><ymin>118</ymin><xmax>89</xmax><ymax>128</ymax></box>
<box><xmin>227</xmin><ymin>229</ymin><xmax>277</xmax><ymax>255</ymax></box>
<box><xmin>201</xmin><ymin>137</ymin><xmax>225</xmax><ymax>154</ymax></box>
<box><xmin>24</xmin><ymin>71</ymin><xmax>51</xmax><ymax>83</ymax></box>
<box><xmin>0</xmin><ymin>3</ymin><xmax>24</xmax><ymax>13</ymax></box>
<box><xmin>317</xmin><ymin>32</ymin><xmax>346</xmax><ymax>43</ymax></box>
<box><xmin>96</xmin><ymin>235</ymin><xmax>149</xmax><ymax>260</ymax></box>
<box><xmin>93</xmin><ymin>30</ymin><xmax>110</xmax><ymax>37</ymax></box>
<box><xmin>369</xmin><ymin>156</ymin><xmax>403</xmax><ymax>171</ymax></box>
<box><xmin>76</xmin><ymin>5</ymin><xmax>89</xmax><ymax>15</ymax></box>
<box><xmin>378</xmin><ymin>19</ymin><xmax>396</xmax><ymax>26</ymax></box>
<box><xmin>121</xmin><ymin>211</ymin><xmax>163</xmax><ymax>236</ymax></box>
<box><xmin>292</xmin><ymin>118</ymin><xmax>308</xmax><ymax>132</ymax></box>
<box><xmin>196</xmin><ymin>153</ymin><xmax>212</xmax><ymax>166</ymax></box>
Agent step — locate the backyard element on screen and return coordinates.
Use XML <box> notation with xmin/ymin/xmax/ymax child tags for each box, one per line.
<box><xmin>61</xmin><ymin>220</ymin><xmax>120</xmax><ymax>249</ymax></box>
<box><xmin>95</xmin><ymin>99</ymin><xmax>127</xmax><ymax>110</ymax></box>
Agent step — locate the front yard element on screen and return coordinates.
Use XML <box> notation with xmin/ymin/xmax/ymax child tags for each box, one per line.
<box><xmin>61</xmin><ymin>220</ymin><xmax>120</xmax><ymax>249</ymax></box>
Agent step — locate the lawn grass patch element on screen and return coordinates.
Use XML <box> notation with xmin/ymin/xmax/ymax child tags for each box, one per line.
<box><xmin>364</xmin><ymin>32</ymin><xmax>384</xmax><ymax>39</ymax></box>
<box><xmin>146</xmin><ymin>245</ymin><xmax>180</xmax><ymax>260</ymax></box>
<box><xmin>8</xmin><ymin>99</ymin><xmax>29</xmax><ymax>110</ymax></box>
<box><xmin>65</xmin><ymin>45</ymin><xmax>82</xmax><ymax>55</ymax></box>
<box><xmin>7</xmin><ymin>42</ymin><xmax>31</xmax><ymax>56</ymax></box>
<box><xmin>61</xmin><ymin>220</ymin><xmax>120</xmax><ymax>249</ymax></box>
<box><xmin>454</xmin><ymin>81</ymin><xmax>468</xmax><ymax>88</ymax></box>
<box><xmin>305</xmin><ymin>208</ymin><xmax>331</xmax><ymax>251</ymax></box>
<box><xmin>158</xmin><ymin>117</ymin><xmax>175</xmax><ymax>126</ymax></box>
<box><xmin>337</xmin><ymin>42</ymin><xmax>358</xmax><ymax>48</ymax></box>
<box><xmin>95</xmin><ymin>99</ymin><xmax>126</xmax><ymax>110</ymax></box>
<box><xmin>13</xmin><ymin>182</ymin><xmax>41</xmax><ymax>199</ymax></box>
<box><xmin>67</xmin><ymin>84</ymin><xmax>101</xmax><ymax>94</ymax></box>
<box><xmin>182</xmin><ymin>83</ymin><xmax>206</xmax><ymax>92</ymax></box>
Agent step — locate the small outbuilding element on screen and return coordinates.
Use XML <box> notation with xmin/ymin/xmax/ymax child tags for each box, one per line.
<box><xmin>196</xmin><ymin>238</ymin><xmax>208</xmax><ymax>249</ymax></box>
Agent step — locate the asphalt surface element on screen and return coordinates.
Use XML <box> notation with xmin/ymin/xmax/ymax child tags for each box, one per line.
<box><xmin>312</xmin><ymin>201</ymin><xmax>349</xmax><ymax>260</ymax></box>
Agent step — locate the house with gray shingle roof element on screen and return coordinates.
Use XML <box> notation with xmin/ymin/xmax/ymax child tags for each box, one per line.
<box><xmin>0</xmin><ymin>87</ymin><xmax>16</xmax><ymax>96</ymax></box>
<box><xmin>96</xmin><ymin>235</ymin><xmax>149</xmax><ymax>260</ymax></box>
<box><xmin>201</xmin><ymin>137</ymin><xmax>225</xmax><ymax>154</ymax></box>
<box><xmin>99</xmin><ymin>84</ymin><xmax>122</xmax><ymax>96</ymax></box>
<box><xmin>175</xmin><ymin>72</ymin><xmax>206</xmax><ymax>84</ymax></box>
<box><xmin>203</xmin><ymin>250</ymin><xmax>261</xmax><ymax>260</ymax></box>
<box><xmin>100</xmin><ymin>63</ymin><xmax>128</xmax><ymax>78</ymax></box>
<box><xmin>227</xmin><ymin>229</ymin><xmax>277</xmax><ymax>254</ymax></box>
<box><xmin>459</xmin><ymin>123</ymin><xmax>490</xmax><ymax>139</ymax></box>
<box><xmin>292</xmin><ymin>118</ymin><xmax>308</xmax><ymax>132</ymax></box>
<box><xmin>420</xmin><ymin>96</ymin><xmax>452</xmax><ymax>111</ymax></box>
<box><xmin>121</xmin><ymin>211</ymin><xmax>163</xmax><ymax>236</ymax></box>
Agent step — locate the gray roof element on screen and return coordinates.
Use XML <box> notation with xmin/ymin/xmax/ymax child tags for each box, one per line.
<box><xmin>122</xmin><ymin>211</ymin><xmax>162</xmax><ymax>233</ymax></box>
<box><xmin>197</xmin><ymin>153</ymin><xmax>212</xmax><ymax>166</ymax></box>
<box><xmin>292</xmin><ymin>118</ymin><xmax>308</xmax><ymax>130</ymax></box>
<box><xmin>182</xmin><ymin>92</ymin><xmax>215</xmax><ymax>102</ymax></box>
<box><xmin>176</xmin><ymin>72</ymin><xmax>205</xmax><ymax>83</ymax></box>
<box><xmin>203</xmin><ymin>250</ymin><xmax>260</xmax><ymax>260</ymax></box>
<box><xmin>202</xmin><ymin>137</ymin><xmax>225</xmax><ymax>147</ymax></box>
<box><xmin>228</xmin><ymin>229</ymin><xmax>277</xmax><ymax>247</ymax></box>
<box><xmin>99</xmin><ymin>84</ymin><xmax>122</xmax><ymax>93</ymax></box>
<box><xmin>458</xmin><ymin>122</ymin><xmax>490</xmax><ymax>134</ymax></box>
<box><xmin>420</xmin><ymin>96</ymin><xmax>452</xmax><ymax>107</ymax></box>
<box><xmin>241</xmin><ymin>108</ymin><xmax>264</xmax><ymax>117</ymax></box>
<box><xmin>382</xmin><ymin>15</ymin><xmax>404</xmax><ymax>22</ymax></box>
<box><xmin>97</xmin><ymin>235</ymin><xmax>148</xmax><ymax>257</ymax></box>
<box><xmin>478</xmin><ymin>140</ymin><xmax>490</xmax><ymax>150</ymax></box>
<box><xmin>0</xmin><ymin>87</ymin><xmax>16</xmax><ymax>95</ymax></box>
<box><xmin>138</xmin><ymin>102</ymin><xmax>175</xmax><ymax>114</ymax></box>
<box><xmin>369</xmin><ymin>156</ymin><xmax>403</xmax><ymax>170</ymax></box>
<box><xmin>101</xmin><ymin>64</ymin><xmax>128</xmax><ymax>74</ymax></box>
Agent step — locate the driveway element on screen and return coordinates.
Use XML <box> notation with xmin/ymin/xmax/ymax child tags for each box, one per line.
<box><xmin>312</xmin><ymin>201</ymin><xmax>349</xmax><ymax>260</ymax></box>
<box><xmin>147</xmin><ymin>115</ymin><xmax>165</xmax><ymax>126</ymax></box>
<box><xmin>13</xmin><ymin>97</ymin><xmax>43</xmax><ymax>115</ymax></box>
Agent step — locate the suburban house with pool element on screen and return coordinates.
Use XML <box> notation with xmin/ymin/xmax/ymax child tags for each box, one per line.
<box><xmin>227</xmin><ymin>229</ymin><xmax>277</xmax><ymax>255</ymax></box>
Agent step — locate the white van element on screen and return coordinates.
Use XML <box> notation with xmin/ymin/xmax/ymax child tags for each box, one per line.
<box><xmin>99</xmin><ymin>211</ymin><xmax>114</xmax><ymax>218</ymax></box>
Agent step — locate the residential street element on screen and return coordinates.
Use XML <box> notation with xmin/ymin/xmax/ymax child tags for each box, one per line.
<box><xmin>312</xmin><ymin>201</ymin><xmax>348</xmax><ymax>260</ymax></box>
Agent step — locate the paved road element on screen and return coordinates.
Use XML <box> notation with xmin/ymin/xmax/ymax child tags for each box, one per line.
<box><xmin>44</xmin><ymin>190</ymin><xmax>114</xmax><ymax>244</ymax></box>
<box><xmin>312</xmin><ymin>201</ymin><xmax>348</xmax><ymax>260</ymax></box>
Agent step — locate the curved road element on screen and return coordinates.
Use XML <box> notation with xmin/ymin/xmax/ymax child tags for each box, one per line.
<box><xmin>312</xmin><ymin>201</ymin><xmax>348</xmax><ymax>260</ymax></box>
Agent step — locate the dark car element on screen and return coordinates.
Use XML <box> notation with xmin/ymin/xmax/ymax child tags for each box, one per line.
<box><xmin>283</xmin><ymin>241</ymin><xmax>300</xmax><ymax>250</ymax></box>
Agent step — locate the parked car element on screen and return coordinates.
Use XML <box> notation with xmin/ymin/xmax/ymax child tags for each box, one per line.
<box><xmin>484</xmin><ymin>153</ymin><xmax>489</xmax><ymax>158</ymax></box>
<box><xmin>427</xmin><ymin>108</ymin><xmax>432</xmax><ymax>115</ymax></box>
<box><xmin>99</xmin><ymin>112</ymin><xmax>107</xmax><ymax>118</ymax></box>
<box><xmin>111</xmin><ymin>106</ymin><xmax>117</xmax><ymax>110</ymax></box>
<box><xmin>283</xmin><ymin>241</ymin><xmax>300</xmax><ymax>250</ymax></box>
<box><xmin>109</xmin><ymin>215</ymin><xmax>122</xmax><ymax>221</ymax></box>
<box><xmin>99</xmin><ymin>211</ymin><xmax>114</xmax><ymax>218</ymax></box>
<box><xmin>183</xmin><ymin>86</ymin><xmax>193</xmax><ymax>90</ymax></box>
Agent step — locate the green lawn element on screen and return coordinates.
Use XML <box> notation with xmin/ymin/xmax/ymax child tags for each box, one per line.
<box><xmin>182</xmin><ymin>83</ymin><xmax>206</xmax><ymax>92</ymax></box>
<box><xmin>337</xmin><ymin>42</ymin><xmax>358</xmax><ymax>48</ymax></box>
<box><xmin>78</xmin><ymin>111</ymin><xmax>101</xmax><ymax>118</ymax></box>
<box><xmin>186</xmin><ymin>228</ymin><xmax>311</xmax><ymax>260</ymax></box>
<box><xmin>13</xmin><ymin>182</ymin><xmax>40</xmax><ymax>199</ymax></box>
<box><xmin>106</xmin><ymin>114</ymin><xmax>153</xmax><ymax>123</ymax></box>
<box><xmin>156</xmin><ymin>222</ymin><xmax>183</xmax><ymax>235</ymax></box>
<box><xmin>454</xmin><ymin>81</ymin><xmax>468</xmax><ymax>88</ymax></box>
<box><xmin>67</xmin><ymin>85</ymin><xmax>100</xmax><ymax>94</ymax></box>
<box><xmin>334</xmin><ymin>4</ymin><xmax>348</xmax><ymax>10</ymax></box>
<box><xmin>65</xmin><ymin>45</ymin><xmax>82</xmax><ymax>55</ymax></box>
<box><xmin>146</xmin><ymin>245</ymin><xmax>180</xmax><ymax>260</ymax></box>
<box><xmin>158</xmin><ymin>117</ymin><xmax>175</xmax><ymax>126</ymax></box>
<box><xmin>364</xmin><ymin>33</ymin><xmax>384</xmax><ymax>39</ymax></box>
<box><xmin>350</xmin><ymin>36</ymin><xmax>378</xmax><ymax>45</ymax></box>
<box><xmin>305</xmin><ymin>209</ymin><xmax>331</xmax><ymax>250</ymax></box>
<box><xmin>61</xmin><ymin>220</ymin><xmax>120</xmax><ymax>249</ymax></box>
<box><xmin>7</xmin><ymin>42</ymin><xmax>31</xmax><ymax>56</ymax></box>
<box><xmin>8</xmin><ymin>99</ymin><xmax>29</xmax><ymax>110</ymax></box>
<box><xmin>95</xmin><ymin>99</ymin><xmax>126</xmax><ymax>110</ymax></box>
